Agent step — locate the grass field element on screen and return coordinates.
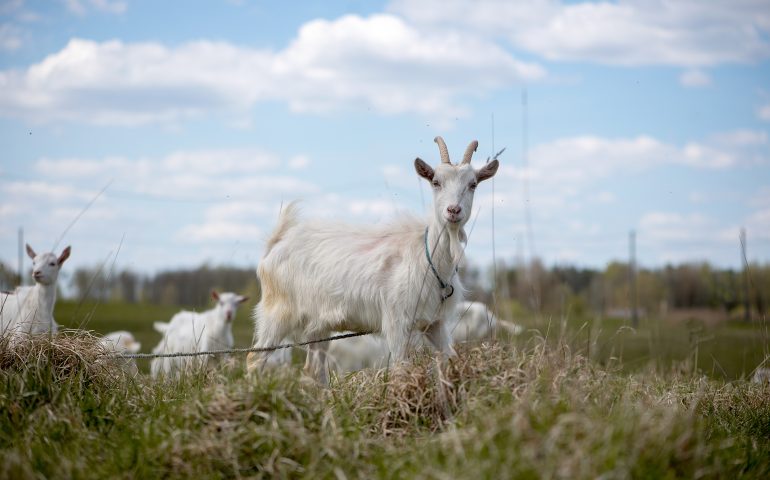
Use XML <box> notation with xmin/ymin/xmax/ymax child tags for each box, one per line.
<box><xmin>53</xmin><ymin>299</ymin><xmax>769</xmax><ymax>380</ymax></box>
<box><xmin>0</xmin><ymin>301</ymin><xmax>767</xmax><ymax>478</ymax></box>
<box><xmin>54</xmin><ymin>300</ymin><xmax>256</xmax><ymax>373</ymax></box>
<box><xmin>514</xmin><ymin>310</ymin><xmax>770</xmax><ymax>381</ymax></box>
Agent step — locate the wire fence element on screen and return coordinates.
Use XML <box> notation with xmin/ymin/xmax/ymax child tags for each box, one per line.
<box><xmin>113</xmin><ymin>330</ymin><xmax>374</xmax><ymax>359</ymax></box>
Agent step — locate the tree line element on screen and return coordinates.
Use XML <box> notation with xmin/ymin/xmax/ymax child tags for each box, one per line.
<box><xmin>1</xmin><ymin>259</ymin><xmax>767</xmax><ymax>319</ymax></box>
<box><xmin>465</xmin><ymin>259</ymin><xmax>768</xmax><ymax>320</ymax></box>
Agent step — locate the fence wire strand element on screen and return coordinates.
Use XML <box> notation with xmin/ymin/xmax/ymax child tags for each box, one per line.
<box><xmin>112</xmin><ymin>330</ymin><xmax>374</xmax><ymax>359</ymax></box>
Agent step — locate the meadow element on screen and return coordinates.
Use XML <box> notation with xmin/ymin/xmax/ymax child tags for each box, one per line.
<box><xmin>53</xmin><ymin>299</ymin><xmax>769</xmax><ymax>380</ymax></box>
<box><xmin>0</xmin><ymin>300</ymin><xmax>768</xmax><ymax>478</ymax></box>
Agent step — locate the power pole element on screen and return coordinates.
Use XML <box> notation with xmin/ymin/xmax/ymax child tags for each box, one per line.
<box><xmin>740</xmin><ymin>228</ymin><xmax>750</xmax><ymax>322</ymax></box>
<box><xmin>521</xmin><ymin>88</ymin><xmax>540</xmax><ymax>313</ymax></box>
<box><xmin>629</xmin><ymin>230</ymin><xmax>638</xmax><ymax>327</ymax></box>
<box><xmin>18</xmin><ymin>227</ymin><xmax>24</xmax><ymax>286</ymax></box>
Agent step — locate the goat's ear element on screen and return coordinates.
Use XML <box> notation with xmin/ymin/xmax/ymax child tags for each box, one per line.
<box><xmin>57</xmin><ymin>246</ymin><xmax>71</xmax><ymax>265</ymax></box>
<box><xmin>211</xmin><ymin>290</ymin><xmax>220</xmax><ymax>301</ymax></box>
<box><xmin>414</xmin><ymin>157</ymin><xmax>434</xmax><ymax>181</ymax></box>
<box><xmin>26</xmin><ymin>244</ymin><xmax>37</xmax><ymax>259</ymax></box>
<box><xmin>237</xmin><ymin>295</ymin><xmax>249</xmax><ymax>304</ymax></box>
<box><xmin>476</xmin><ymin>159</ymin><xmax>499</xmax><ymax>183</ymax></box>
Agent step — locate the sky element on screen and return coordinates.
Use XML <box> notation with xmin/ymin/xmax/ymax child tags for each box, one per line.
<box><xmin>1</xmin><ymin>0</ymin><xmax>769</xmax><ymax>280</ymax></box>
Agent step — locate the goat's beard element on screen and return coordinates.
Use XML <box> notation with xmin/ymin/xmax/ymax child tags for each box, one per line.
<box><xmin>448</xmin><ymin>226</ymin><xmax>466</xmax><ymax>267</ymax></box>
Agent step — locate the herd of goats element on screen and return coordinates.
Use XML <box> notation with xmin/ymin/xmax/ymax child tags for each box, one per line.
<box><xmin>0</xmin><ymin>137</ymin><xmax>529</xmax><ymax>383</ymax></box>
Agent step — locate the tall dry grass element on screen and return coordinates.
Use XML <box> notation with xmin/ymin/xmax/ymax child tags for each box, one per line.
<box><xmin>1</xmin><ymin>330</ymin><xmax>769</xmax><ymax>478</ymax></box>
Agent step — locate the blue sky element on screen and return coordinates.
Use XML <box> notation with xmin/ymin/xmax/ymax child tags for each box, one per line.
<box><xmin>1</xmin><ymin>0</ymin><xmax>769</xmax><ymax>278</ymax></box>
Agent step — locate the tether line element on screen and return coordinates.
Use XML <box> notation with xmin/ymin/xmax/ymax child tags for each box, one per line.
<box><xmin>111</xmin><ymin>330</ymin><xmax>374</xmax><ymax>359</ymax></box>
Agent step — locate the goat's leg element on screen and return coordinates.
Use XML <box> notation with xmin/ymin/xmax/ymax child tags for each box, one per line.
<box><xmin>303</xmin><ymin>339</ymin><xmax>330</xmax><ymax>386</ymax></box>
<box><xmin>383</xmin><ymin>312</ymin><xmax>411</xmax><ymax>364</ymax></box>
<box><xmin>246</xmin><ymin>304</ymin><xmax>292</xmax><ymax>374</ymax></box>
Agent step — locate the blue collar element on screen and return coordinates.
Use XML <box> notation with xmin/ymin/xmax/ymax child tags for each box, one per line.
<box><xmin>424</xmin><ymin>227</ymin><xmax>454</xmax><ymax>301</ymax></box>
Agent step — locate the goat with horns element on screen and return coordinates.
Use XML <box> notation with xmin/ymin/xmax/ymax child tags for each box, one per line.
<box><xmin>247</xmin><ymin>137</ymin><xmax>499</xmax><ymax>384</ymax></box>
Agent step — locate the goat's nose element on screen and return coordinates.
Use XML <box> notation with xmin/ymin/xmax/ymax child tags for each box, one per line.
<box><xmin>447</xmin><ymin>205</ymin><xmax>462</xmax><ymax>215</ymax></box>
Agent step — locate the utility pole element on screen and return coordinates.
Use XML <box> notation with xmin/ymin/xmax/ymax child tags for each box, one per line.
<box><xmin>629</xmin><ymin>230</ymin><xmax>638</xmax><ymax>327</ymax></box>
<box><xmin>740</xmin><ymin>228</ymin><xmax>750</xmax><ymax>322</ymax></box>
<box><xmin>17</xmin><ymin>227</ymin><xmax>24</xmax><ymax>286</ymax></box>
<box><xmin>521</xmin><ymin>88</ymin><xmax>540</xmax><ymax>313</ymax></box>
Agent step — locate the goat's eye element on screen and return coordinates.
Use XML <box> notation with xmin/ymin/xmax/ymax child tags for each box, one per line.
<box><xmin>49</xmin><ymin>262</ymin><xmax>55</xmax><ymax>266</ymax></box>
<box><xmin>432</xmin><ymin>180</ymin><xmax>441</xmax><ymax>189</ymax></box>
<box><xmin>469</xmin><ymin>182</ymin><xmax>478</xmax><ymax>191</ymax></box>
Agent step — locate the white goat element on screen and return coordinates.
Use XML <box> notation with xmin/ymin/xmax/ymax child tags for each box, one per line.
<box><xmin>0</xmin><ymin>244</ymin><xmax>71</xmax><ymax>339</ymax></box>
<box><xmin>452</xmin><ymin>300</ymin><xmax>523</xmax><ymax>342</ymax></box>
<box><xmin>326</xmin><ymin>301</ymin><xmax>523</xmax><ymax>375</ymax></box>
<box><xmin>150</xmin><ymin>290</ymin><xmax>248</xmax><ymax>378</ymax></box>
<box><xmin>247</xmin><ymin>137</ymin><xmax>499</xmax><ymax>384</ymax></box>
<box><xmin>752</xmin><ymin>367</ymin><xmax>770</xmax><ymax>385</ymax></box>
<box><xmin>100</xmin><ymin>330</ymin><xmax>142</xmax><ymax>375</ymax></box>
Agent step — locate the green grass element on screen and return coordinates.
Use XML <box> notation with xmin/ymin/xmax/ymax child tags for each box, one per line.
<box><xmin>0</xmin><ymin>301</ymin><xmax>759</xmax><ymax>477</ymax></box>
<box><xmin>511</xmin><ymin>309</ymin><xmax>769</xmax><ymax>381</ymax></box>
<box><xmin>1</xmin><ymin>332</ymin><xmax>769</xmax><ymax>479</ymax></box>
<box><xmin>54</xmin><ymin>300</ymin><xmax>255</xmax><ymax>373</ymax></box>
<box><xmin>57</xmin><ymin>299</ymin><xmax>769</xmax><ymax>380</ymax></box>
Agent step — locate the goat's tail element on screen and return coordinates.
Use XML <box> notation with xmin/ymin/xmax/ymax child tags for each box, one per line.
<box><xmin>497</xmin><ymin>319</ymin><xmax>524</xmax><ymax>336</ymax></box>
<box><xmin>263</xmin><ymin>201</ymin><xmax>300</xmax><ymax>256</ymax></box>
<box><xmin>153</xmin><ymin>321</ymin><xmax>170</xmax><ymax>333</ymax></box>
<box><xmin>127</xmin><ymin>339</ymin><xmax>142</xmax><ymax>353</ymax></box>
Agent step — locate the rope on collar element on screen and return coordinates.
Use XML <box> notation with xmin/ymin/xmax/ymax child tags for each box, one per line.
<box><xmin>424</xmin><ymin>227</ymin><xmax>454</xmax><ymax>301</ymax></box>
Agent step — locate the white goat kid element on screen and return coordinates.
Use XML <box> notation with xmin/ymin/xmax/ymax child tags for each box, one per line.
<box><xmin>0</xmin><ymin>244</ymin><xmax>71</xmax><ymax>338</ymax></box>
<box><xmin>150</xmin><ymin>291</ymin><xmax>248</xmax><ymax>378</ymax></box>
<box><xmin>100</xmin><ymin>330</ymin><xmax>142</xmax><ymax>375</ymax></box>
<box><xmin>247</xmin><ymin>137</ymin><xmax>499</xmax><ymax>384</ymax></box>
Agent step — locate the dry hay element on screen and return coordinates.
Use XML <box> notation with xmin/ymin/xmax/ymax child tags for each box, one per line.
<box><xmin>0</xmin><ymin>330</ymin><xmax>128</xmax><ymax>386</ymax></box>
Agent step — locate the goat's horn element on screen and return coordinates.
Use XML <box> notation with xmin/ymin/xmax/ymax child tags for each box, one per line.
<box><xmin>462</xmin><ymin>140</ymin><xmax>479</xmax><ymax>165</ymax></box>
<box><xmin>434</xmin><ymin>136</ymin><xmax>451</xmax><ymax>164</ymax></box>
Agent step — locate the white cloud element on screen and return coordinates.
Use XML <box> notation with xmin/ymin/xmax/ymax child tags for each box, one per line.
<box><xmin>0</xmin><ymin>0</ymin><xmax>24</xmax><ymax>15</ymax></box>
<box><xmin>592</xmin><ymin>191</ymin><xmax>616</xmax><ymax>204</ymax></box>
<box><xmin>381</xmin><ymin>163</ymin><xmax>421</xmax><ymax>190</ymax></box>
<box><xmin>65</xmin><ymin>0</ymin><xmax>127</xmax><ymax>16</ymax></box>
<box><xmin>750</xmin><ymin>186</ymin><xmax>770</xmax><ymax>208</ymax></box>
<box><xmin>466</xmin><ymin>130</ymin><xmax>770</xmax><ymax>266</ymax></box>
<box><xmin>288</xmin><ymin>155</ymin><xmax>310</xmax><ymax>170</ymax></box>
<box><xmin>711</xmin><ymin>129</ymin><xmax>768</xmax><ymax>147</ymax></box>
<box><xmin>758</xmin><ymin>103</ymin><xmax>770</xmax><ymax>121</ymax></box>
<box><xmin>34</xmin><ymin>148</ymin><xmax>290</xmax><ymax>198</ymax></box>
<box><xmin>746</xmin><ymin>208</ymin><xmax>770</xmax><ymax>242</ymax></box>
<box><xmin>523</xmin><ymin>132</ymin><xmax>767</xmax><ymax>186</ymax></box>
<box><xmin>0</xmin><ymin>23</ymin><xmax>22</xmax><ymax>51</ymax></box>
<box><xmin>4</xmin><ymin>128</ymin><xmax>767</xmax><ymax>271</ymax></box>
<box><xmin>276</xmin><ymin>14</ymin><xmax>543</xmax><ymax>116</ymax></box>
<box><xmin>9</xmin><ymin>148</ymin><xmax>323</xmax><ymax>250</ymax></box>
<box><xmin>679</xmin><ymin>69</ymin><xmax>711</xmax><ymax>87</ymax></box>
<box><xmin>390</xmin><ymin>0</ymin><xmax>770</xmax><ymax>67</ymax></box>
<box><xmin>348</xmin><ymin>198</ymin><xmax>402</xmax><ymax>217</ymax></box>
<box><xmin>2</xmin><ymin>179</ymin><xmax>95</xmax><ymax>203</ymax></box>
<box><xmin>161</xmin><ymin>149</ymin><xmax>279</xmax><ymax>175</ymax></box>
<box><xmin>0</xmin><ymin>14</ymin><xmax>545</xmax><ymax>125</ymax></box>
<box><xmin>639</xmin><ymin>212</ymin><xmax>715</xmax><ymax>243</ymax></box>
<box><xmin>177</xmin><ymin>221</ymin><xmax>263</xmax><ymax>243</ymax></box>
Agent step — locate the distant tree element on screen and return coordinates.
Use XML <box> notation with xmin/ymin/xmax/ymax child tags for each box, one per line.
<box><xmin>113</xmin><ymin>270</ymin><xmax>140</xmax><ymax>303</ymax></box>
<box><xmin>143</xmin><ymin>265</ymin><xmax>257</xmax><ymax>307</ymax></box>
<box><xmin>70</xmin><ymin>266</ymin><xmax>112</xmax><ymax>301</ymax></box>
<box><xmin>459</xmin><ymin>263</ymin><xmax>483</xmax><ymax>301</ymax></box>
<box><xmin>0</xmin><ymin>262</ymin><xmax>19</xmax><ymax>292</ymax></box>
